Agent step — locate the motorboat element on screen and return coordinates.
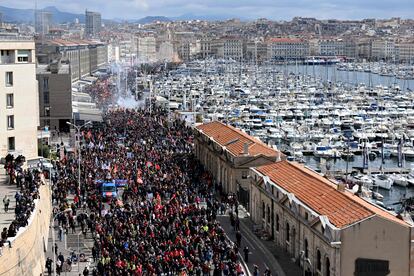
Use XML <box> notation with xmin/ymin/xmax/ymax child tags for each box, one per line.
<box><xmin>371</xmin><ymin>174</ymin><xmax>393</xmax><ymax>190</ymax></box>
<box><xmin>389</xmin><ymin>174</ymin><xmax>408</xmax><ymax>187</ymax></box>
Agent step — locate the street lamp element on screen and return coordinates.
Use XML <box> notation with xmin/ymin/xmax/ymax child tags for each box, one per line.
<box><xmin>66</xmin><ymin>121</ymin><xmax>92</xmax><ymax>202</ymax></box>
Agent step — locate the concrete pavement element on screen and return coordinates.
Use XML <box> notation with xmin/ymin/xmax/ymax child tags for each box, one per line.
<box><xmin>218</xmin><ymin>205</ymin><xmax>302</xmax><ymax>276</ymax></box>
<box><xmin>44</xmin><ymin>194</ymin><xmax>95</xmax><ymax>276</ymax></box>
<box><xmin>0</xmin><ymin>168</ymin><xmax>17</xmax><ymax>231</ymax></box>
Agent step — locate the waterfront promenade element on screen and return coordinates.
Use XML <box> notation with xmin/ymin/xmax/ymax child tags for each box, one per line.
<box><xmin>0</xmin><ymin>168</ymin><xmax>16</xmax><ymax>232</ymax></box>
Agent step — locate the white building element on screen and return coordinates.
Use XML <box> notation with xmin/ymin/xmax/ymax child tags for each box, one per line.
<box><xmin>396</xmin><ymin>41</ymin><xmax>414</xmax><ymax>63</ymax></box>
<box><xmin>157</xmin><ymin>41</ymin><xmax>174</xmax><ymax>62</ymax></box>
<box><xmin>267</xmin><ymin>38</ymin><xmax>309</xmax><ymax>60</ymax></box>
<box><xmin>137</xmin><ymin>36</ymin><xmax>157</xmax><ymax>63</ymax></box>
<box><xmin>0</xmin><ymin>37</ymin><xmax>39</xmax><ymax>159</ymax></box>
<box><xmin>371</xmin><ymin>40</ymin><xmax>395</xmax><ymax>61</ymax></box>
<box><xmin>318</xmin><ymin>39</ymin><xmax>345</xmax><ymax>56</ymax></box>
<box><xmin>221</xmin><ymin>36</ymin><xmax>244</xmax><ymax>60</ymax></box>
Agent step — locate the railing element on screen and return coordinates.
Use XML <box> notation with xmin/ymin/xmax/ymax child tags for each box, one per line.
<box><xmin>0</xmin><ymin>35</ymin><xmax>34</xmax><ymax>41</ymax></box>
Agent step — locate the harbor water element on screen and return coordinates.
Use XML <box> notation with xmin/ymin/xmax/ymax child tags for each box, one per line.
<box><xmin>276</xmin><ymin>64</ymin><xmax>414</xmax><ymax>208</ymax></box>
<box><xmin>302</xmin><ymin>155</ymin><xmax>414</xmax><ymax>206</ymax></box>
<box><xmin>283</xmin><ymin>64</ymin><xmax>414</xmax><ymax>89</ymax></box>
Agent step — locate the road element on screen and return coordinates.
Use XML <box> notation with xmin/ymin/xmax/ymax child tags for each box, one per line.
<box><xmin>217</xmin><ymin>206</ymin><xmax>302</xmax><ymax>276</ymax></box>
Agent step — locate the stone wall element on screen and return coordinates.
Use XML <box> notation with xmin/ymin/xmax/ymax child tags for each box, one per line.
<box><xmin>0</xmin><ymin>185</ymin><xmax>52</xmax><ymax>276</ymax></box>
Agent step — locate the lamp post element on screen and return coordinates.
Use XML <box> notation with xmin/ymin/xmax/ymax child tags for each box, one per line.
<box><xmin>40</xmin><ymin>125</ymin><xmax>49</xmax><ymax>158</ymax></box>
<box><xmin>66</xmin><ymin>121</ymin><xmax>91</xmax><ymax>202</ymax></box>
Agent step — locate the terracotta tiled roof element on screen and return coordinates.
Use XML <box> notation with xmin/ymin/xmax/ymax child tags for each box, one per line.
<box><xmin>48</xmin><ymin>39</ymin><xmax>103</xmax><ymax>47</ymax></box>
<box><xmin>196</xmin><ymin>121</ymin><xmax>279</xmax><ymax>158</ymax></box>
<box><xmin>268</xmin><ymin>38</ymin><xmax>304</xmax><ymax>43</ymax></box>
<box><xmin>256</xmin><ymin>161</ymin><xmax>376</xmax><ymax>228</ymax></box>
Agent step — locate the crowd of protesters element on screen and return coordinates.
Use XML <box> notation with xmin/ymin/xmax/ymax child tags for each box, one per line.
<box><xmin>1</xmin><ymin>155</ymin><xmax>44</xmax><ymax>248</ymax></box>
<box><xmin>50</xmin><ymin>107</ymin><xmax>245</xmax><ymax>275</ymax></box>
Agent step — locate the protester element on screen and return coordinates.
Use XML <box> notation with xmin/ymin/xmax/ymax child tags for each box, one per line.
<box><xmin>1</xmin><ymin>156</ymin><xmax>42</xmax><ymax>247</ymax></box>
<box><xmin>3</xmin><ymin>195</ymin><xmax>9</xmax><ymax>213</ymax></box>
<box><xmin>49</xmin><ymin>107</ymin><xmax>245</xmax><ymax>275</ymax></box>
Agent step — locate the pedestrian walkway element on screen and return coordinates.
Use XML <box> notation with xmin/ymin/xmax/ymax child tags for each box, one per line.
<box><xmin>0</xmin><ymin>168</ymin><xmax>17</xmax><ymax>230</ymax></box>
<box><xmin>44</xmin><ymin>194</ymin><xmax>95</xmax><ymax>275</ymax></box>
<box><xmin>45</xmin><ymin>221</ymin><xmax>95</xmax><ymax>275</ymax></box>
<box><xmin>218</xmin><ymin>205</ymin><xmax>302</xmax><ymax>276</ymax></box>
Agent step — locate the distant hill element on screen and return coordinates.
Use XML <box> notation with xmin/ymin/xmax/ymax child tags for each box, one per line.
<box><xmin>0</xmin><ymin>5</ymin><xmax>84</xmax><ymax>24</ymax></box>
<box><xmin>0</xmin><ymin>5</ymin><xmax>242</xmax><ymax>24</ymax></box>
<box><xmin>135</xmin><ymin>16</ymin><xmax>172</xmax><ymax>24</ymax></box>
<box><xmin>127</xmin><ymin>14</ymin><xmax>241</xmax><ymax>24</ymax></box>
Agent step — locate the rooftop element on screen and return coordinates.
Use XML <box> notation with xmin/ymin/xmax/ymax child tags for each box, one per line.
<box><xmin>255</xmin><ymin>161</ymin><xmax>411</xmax><ymax>228</ymax></box>
<box><xmin>0</xmin><ymin>35</ymin><xmax>33</xmax><ymax>42</ymax></box>
<box><xmin>47</xmin><ymin>39</ymin><xmax>104</xmax><ymax>47</ymax></box>
<box><xmin>268</xmin><ymin>37</ymin><xmax>304</xmax><ymax>43</ymax></box>
<box><xmin>196</xmin><ymin>121</ymin><xmax>279</xmax><ymax>158</ymax></box>
<box><xmin>36</xmin><ymin>64</ymin><xmax>70</xmax><ymax>75</ymax></box>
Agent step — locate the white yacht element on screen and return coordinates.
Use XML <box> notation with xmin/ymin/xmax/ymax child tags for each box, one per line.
<box><xmin>371</xmin><ymin>174</ymin><xmax>393</xmax><ymax>190</ymax></box>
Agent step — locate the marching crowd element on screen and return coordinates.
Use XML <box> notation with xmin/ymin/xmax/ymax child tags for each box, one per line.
<box><xmin>51</xmin><ymin>108</ymin><xmax>246</xmax><ymax>275</ymax></box>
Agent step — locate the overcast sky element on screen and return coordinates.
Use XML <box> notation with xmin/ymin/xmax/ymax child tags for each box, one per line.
<box><xmin>2</xmin><ymin>0</ymin><xmax>413</xmax><ymax>20</ymax></box>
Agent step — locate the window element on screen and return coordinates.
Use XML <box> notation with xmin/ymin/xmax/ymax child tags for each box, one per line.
<box><xmin>5</xmin><ymin>72</ymin><xmax>13</xmax><ymax>86</ymax></box>
<box><xmin>7</xmin><ymin>115</ymin><xmax>14</xmax><ymax>129</ymax></box>
<box><xmin>267</xmin><ymin>205</ymin><xmax>271</xmax><ymax>223</ymax></box>
<box><xmin>44</xmin><ymin>91</ymin><xmax>50</xmax><ymax>105</ymax></box>
<box><xmin>305</xmin><ymin>212</ymin><xmax>309</xmax><ymax>220</ymax></box>
<box><xmin>242</xmin><ymin>170</ymin><xmax>248</xmax><ymax>179</ymax></box>
<box><xmin>286</xmin><ymin>222</ymin><xmax>290</xmax><ymax>242</ymax></box>
<box><xmin>276</xmin><ymin>214</ymin><xmax>279</xmax><ymax>232</ymax></box>
<box><xmin>317</xmin><ymin>250</ymin><xmax>322</xmax><ymax>271</ymax></box>
<box><xmin>8</xmin><ymin>137</ymin><xmax>15</xmax><ymax>151</ymax></box>
<box><xmin>304</xmin><ymin>239</ymin><xmax>309</xmax><ymax>258</ymax></box>
<box><xmin>17</xmin><ymin>50</ymin><xmax>30</xmax><ymax>62</ymax></box>
<box><xmin>6</xmin><ymin>94</ymin><xmax>13</xmax><ymax>108</ymax></box>
<box><xmin>43</xmin><ymin>77</ymin><xmax>49</xmax><ymax>91</ymax></box>
<box><xmin>262</xmin><ymin>202</ymin><xmax>265</xmax><ymax>219</ymax></box>
<box><xmin>325</xmin><ymin>257</ymin><xmax>330</xmax><ymax>276</ymax></box>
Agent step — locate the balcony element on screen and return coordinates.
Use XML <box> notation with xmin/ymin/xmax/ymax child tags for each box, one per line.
<box><xmin>0</xmin><ymin>54</ymin><xmax>15</xmax><ymax>64</ymax></box>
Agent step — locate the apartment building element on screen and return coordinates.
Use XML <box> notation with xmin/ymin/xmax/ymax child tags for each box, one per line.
<box><xmin>85</xmin><ymin>11</ymin><xmax>102</xmax><ymax>37</ymax></box>
<box><xmin>0</xmin><ymin>37</ymin><xmax>38</xmax><ymax>159</ymax></box>
<box><xmin>200</xmin><ymin>37</ymin><xmax>213</xmax><ymax>58</ymax></box>
<box><xmin>37</xmin><ymin>39</ymin><xmax>108</xmax><ymax>82</ymax></box>
<box><xmin>396</xmin><ymin>41</ymin><xmax>414</xmax><ymax>63</ymax></box>
<box><xmin>371</xmin><ymin>39</ymin><xmax>395</xmax><ymax>61</ymax></box>
<box><xmin>267</xmin><ymin>38</ymin><xmax>309</xmax><ymax>60</ymax></box>
<box><xmin>137</xmin><ymin>35</ymin><xmax>157</xmax><ymax>63</ymax></box>
<box><xmin>221</xmin><ymin>36</ymin><xmax>244</xmax><ymax>60</ymax></box>
<box><xmin>35</xmin><ymin>11</ymin><xmax>53</xmax><ymax>35</ymax></box>
<box><xmin>157</xmin><ymin>41</ymin><xmax>174</xmax><ymax>62</ymax></box>
<box><xmin>245</xmin><ymin>40</ymin><xmax>268</xmax><ymax>63</ymax></box>
<box><xmin>318</xmin><ymin>39</ymin><xmax>345</xmax><ymax>56</ymax></box>
<box><xmin>250</xmin><ymin>161</ymin><xmax>414</xmax><ymax>276</ymax></box>
<box><xmin>36</xmin><ymin>61</ymin><xmax>72</xmax><ymax>132</ymax></box>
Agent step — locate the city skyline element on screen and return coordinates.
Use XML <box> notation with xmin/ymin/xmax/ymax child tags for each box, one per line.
<box><xmin>1</xmin><ymin>0</ymin><xmax>414</xmax><ymax>21</ymax></box>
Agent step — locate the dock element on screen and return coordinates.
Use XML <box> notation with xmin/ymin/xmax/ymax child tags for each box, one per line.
<box><xmin>327</xmin><ymin>167</ymin><xmax>411</xmax><ymax>177</ymax></box>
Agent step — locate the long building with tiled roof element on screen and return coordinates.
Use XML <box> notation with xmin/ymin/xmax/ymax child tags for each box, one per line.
<box><xmin>194</xmin><ymin>121</ymin><xmax>284</xmax><ymax>206</ymax></box>
<box><xmin>196</xmin><ymin>121</ymin><xmax>280</xmax><ymax>158</ymax></box>
<box><xmin>250</xmin><ymin>160</ymin><xmax>414</xmax><ymax>276</ymax></box>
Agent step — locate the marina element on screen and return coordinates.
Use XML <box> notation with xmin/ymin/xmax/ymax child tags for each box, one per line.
<box><xmin>151</xmin><ymin>59</ymin><xmax>414</xmax><ymax>209</ymax></box>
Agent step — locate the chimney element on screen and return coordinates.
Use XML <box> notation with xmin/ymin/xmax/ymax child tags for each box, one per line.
<box><xmin>243</xmin><ymin>143</ymin><xmax>249</xmax><ymax>155</ymax></box>
<box><xmin>337</xmin><ymin>183</ymin><xmax>346</xmax><ymax>192</ymax></box>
